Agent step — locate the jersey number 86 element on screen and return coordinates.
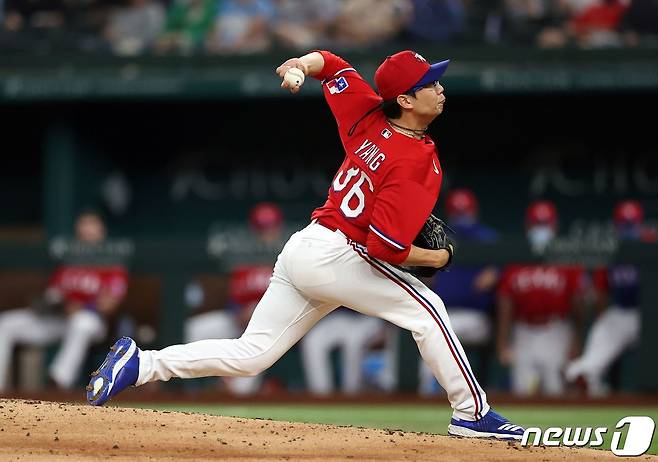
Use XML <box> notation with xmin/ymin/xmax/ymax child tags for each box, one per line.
<box><xmin>332</xmin><ymin>167</ymin><xmax>374</xmax><ymax>218</ymax></box>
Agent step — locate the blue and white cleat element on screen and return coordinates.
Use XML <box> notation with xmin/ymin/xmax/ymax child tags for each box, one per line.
<box><xmin>448</xmin><ymin>409</ymin><xmax>525</xmax><ymax>440</ymax></box>
<box><xmin>86</xmin><ymin>337</ymin><xmax>139</xmax><ymax>406</ymax></box>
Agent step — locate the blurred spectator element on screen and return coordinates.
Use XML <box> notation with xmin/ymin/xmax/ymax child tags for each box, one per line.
<box><xmin>612</xmin><ymin>199</ymin><xmax>657</xmax><ymax>242</ymax></box>
<box><xmin>2</xmin><ymin>0</ymin><xmax>65</xmax><ymax>32</ymax></box>
<box><xmin>619</xmin><ymin>0</ymin><xmax>658</xmax><ymax>45</ymax></box>
<box><xmin>333</xmin><ymin>0</ymin><xmax>413</xmax><ymax>47</ymax></box>
<box><xmin>444</xmin><ymin>188</ymin><xmax>499</xmax><ymax>242</ymax></box>
<box><xmin>270</xmin><ymin>0</ymin><xmax>340</xmax><ymax>50</ymax></box>
<box><xmin>570</xmin><ymin>0</ymin><xmax>627</xmax><ymax>47</ymax></box>
<box><xmin>205</xmin><ymin>0</ymin><xmax>274</xmax><ymax>54</ymax></box>
<box><xmin>525</xmin><ymin>199</ymin><xmax>558</xmax><ymax>254</ymax></box>
<box><xmin>155</xmin><ymin>0</ymin><xmax>216</xmax><ymax>54</ymax></box>
<box><xmin>419</xmin><ymin>189</ymin><xmax>498</xmax><ymax>395</ymax></box>
<box><xmin>496</xmin><ymin>263</ymin><xmax>586</xmax><ymax>395</ymax></box>
<box><xmin>301</xmin><ymin>309</ymin><xmax>396</xmax><ymax>396</ymax></box>
<box><xmin>564</xmin><ymin>200</ymin><xmax>651</xmax><ymax>396</ymax></box>
<box><xmin>0</xmin><ymin>210</ymin><xmax>128</xmax><ymax>392</ymax></box>
<box><xmin>403</xmin><ymin>0</ymin><xmax>468</xmax><ymax>43</ymax></box>
<box><xmin>104</xmin><ymin>0</ymin><xmax>166</xmax><ymax>56</ymax></box>
<box><xmin>538</xmin><ymin>0</ymin><xmax>628</xmax><ymax>47</ymax></box>
<box><xmin>0</xmin><ymin>1</ymin><xmax>129</xmax><ymax>52</ymax></box>
<box><xmin>497</xmin><ymin>201</ymin><xmax>586</xmax><ymax>396</ymax></box>
<box><xmin>501</xmin><ymin>0</ymin><xmax>563</xmax><ymax>43</ymax></box>
<box><xmin>249</xmin><ymin>201</ymin><xmax>284</xmax><ymax>244</ymax></box>
<box><xmin>184</xmin><ymin>202</ymin><xmax>285</xmax><ymax>395</ymax></box>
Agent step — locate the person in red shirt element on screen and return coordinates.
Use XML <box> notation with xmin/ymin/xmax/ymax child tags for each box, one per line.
<box><xmin>569</xmin><ymin>0</ymin><xmax>628</xmax><ymax>47</ymax></box>
<box><xmin>89</xmin><ymin>49</ymin><xmax>524</xmax><ymax>440</ymax></box>
<box><xmin>0</xmin><ymin>211</ymin><xmax>128</xmax><ymax>391</ymax></box>
<box><xmin>497</xmin><ymin>264</ymin><xmax>585</xmax><ymax>395</ymax></box>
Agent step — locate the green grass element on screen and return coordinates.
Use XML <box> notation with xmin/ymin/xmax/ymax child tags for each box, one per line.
<box><xmin>125</xmin><ymin>403</ymin><xmax>658</xmax><ymax>455</ymax></box>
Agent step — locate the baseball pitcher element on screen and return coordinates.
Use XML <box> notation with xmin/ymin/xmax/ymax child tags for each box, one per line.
<box><xmin>86</xmin><ymin>49</ymin><xmax>524</xmax><ymax>439</ymax></box>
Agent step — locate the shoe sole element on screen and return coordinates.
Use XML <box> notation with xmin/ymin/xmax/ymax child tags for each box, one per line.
<box><xmin>86</xmin><ymin>338</ymin><xmax>136</xmax><ymax>406</ymax></box>
<box><xmin>448</xmin><ymin>424</ymin><xmax>523</xmax><ymax>440</ymax></box>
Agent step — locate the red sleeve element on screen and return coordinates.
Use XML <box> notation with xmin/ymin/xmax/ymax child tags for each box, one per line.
<box><xmin>366</xmin><ymin>233</ymin><xmax>410</xmax><ymax>264</ymax></box>
<box><xmin>564</xmin><ymin>266</ymin><xmax>584</xmax><ymax>299</ymax></box>
<box><xmin>313</xmin><ymin>50</ymin><xmax>354</xmax><ymax>81</ymax></box>
<box><xmin>102</xmin><ymin>269</ymin><xmax>128</xmax><ymax>300</ymax></box>
<box><xmin>592</xmin><ymin>267</ymin><xmax>609</xmax><ymax>292</ymax></box>
<box><xmin>367</xmin><ymin>178</ymin><xmax>437</xmax><ymax>253</ymax></box>
<box><xmin>497</xmin><ymin>267</ymin><xmax>515</xmax><ymax>298</ymax></box>
<box><xmin>313</xmin><ymin>50</ymin><xmax>382</xmax><ymax>137</ymax></box>
<box><xmin>48</xmin><ymin>267</ymin><xmax>64</xmax><ymax>292</ymax></box>
<box><xmin>575</xmin><ymin>267</ymin><xmax>586</xmax><ymax>294</ymax></box>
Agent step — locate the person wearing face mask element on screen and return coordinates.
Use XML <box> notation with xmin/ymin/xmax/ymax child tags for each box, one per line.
<box><xmin>496</xmin><ymin>201</ymin><xmax>587</xmax><ymax>396</ymax></box>
<box><xmin>525</xmin><ymin>200</ymin><xmax>558</xmax><ymax>254</ymax></box>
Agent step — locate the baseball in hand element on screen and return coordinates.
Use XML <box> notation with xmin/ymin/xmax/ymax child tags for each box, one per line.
<box><xmin>284</xmin><ymin>67</ymin><xmax>305</xmax><ymax>89</ymax></box>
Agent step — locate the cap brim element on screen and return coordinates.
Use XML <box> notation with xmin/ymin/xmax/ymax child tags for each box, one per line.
<box><xmin>413</xmin><ymin>59</ymin><xmax>450</xmax><ymax>88</ymax></box>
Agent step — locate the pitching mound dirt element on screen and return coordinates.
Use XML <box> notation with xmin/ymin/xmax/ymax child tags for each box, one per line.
<box><xmin>0</xmin><ymin>399</ymin><xmax>653</xmax><ymax>461</ymax></box>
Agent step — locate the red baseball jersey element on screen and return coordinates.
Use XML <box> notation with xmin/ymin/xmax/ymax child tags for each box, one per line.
<box><xmin>228</xmin><ymin>264</ymin><xmax>273</xmax><ymax>306</ymax></box>
<box><xmin>310</xmin><ymin>51</ymin><xmax>443</xmax><ymax>263</ymax></box>
<box><xmin>498</xmin><ymin>265</ymin><xmax>585</xmax><ymax>323</ymax></box>
<box><xmin>48</xmin><ymin>265</ymin><xmax>128</xmax><ymax>306</ymax></box>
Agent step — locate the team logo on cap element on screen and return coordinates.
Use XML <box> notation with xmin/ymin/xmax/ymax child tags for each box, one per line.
<box><xmin>414</xmin><ymin>53</ymin><xmax>427</xmax><ymax>62</ymax></box>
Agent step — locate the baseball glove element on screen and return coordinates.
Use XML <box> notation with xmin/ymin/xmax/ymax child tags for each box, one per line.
<box><xmin>397</xmin><ymin>214</ymin><xmax>456</xmax><ymax>278</ymax></box>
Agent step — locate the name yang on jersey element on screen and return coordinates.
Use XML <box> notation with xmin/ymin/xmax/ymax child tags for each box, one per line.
<box><xmin>354</xmin><ymin>139</ymin><xmax>386</xmax><ymax>172</ymax></box>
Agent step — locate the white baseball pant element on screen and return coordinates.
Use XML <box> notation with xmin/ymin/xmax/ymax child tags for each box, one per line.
<box><xmin>184</xmin><ymin>310</ymin><xmax>262</xmax><ymax>395</ymax></box>
<box><xmin>418</xmin><ymin>308</ymin><xmax>491</xmax><ymax>395</ymax></box>
<box><xmin>137</xmin><ymin>222</ymin><xmax>489</xmax><ymax>420</ymax></box>
<box><xmin>0</xmin><ymin>308</ymin><xmax>107</xmax><ymax>391</ymax></box>
<box><xmin>511</xmin><ymin>319</ymin><xmax>572</xmax><ymax>396</ymax></box>
<box><xmin>565</xmin><ymin>307</ymin><xmax>640</xmax><ymax>396</ymax></box>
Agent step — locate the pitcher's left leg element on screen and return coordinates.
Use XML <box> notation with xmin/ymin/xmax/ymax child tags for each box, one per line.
<box><xmin>306</xmin><ymin>242</ymin><xmax>523</xmax><ymax>439</ymax></box>
<box><xmin>308</xmin><ymin>242</ymin><xmax>488</xmax><ymax>421</ymax></box>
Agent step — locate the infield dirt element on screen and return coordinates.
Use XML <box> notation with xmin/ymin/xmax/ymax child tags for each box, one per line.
<box><xmin>0</xmin><ymin>399</ymin><xmax>655</xmax><ymax>461</ymax></box>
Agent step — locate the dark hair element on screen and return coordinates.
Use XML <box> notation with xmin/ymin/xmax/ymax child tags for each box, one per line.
<box><xmin>382</xmin><ymin>99</ymin><xmax>402</xmax><ymax>119</ymax></box>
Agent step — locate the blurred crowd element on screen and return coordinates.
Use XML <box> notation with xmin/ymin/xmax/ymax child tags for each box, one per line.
<box><xmin>0</xmin><ymin>194</ymin><xmax>654</xmax><ymax>399</ymax></box>
<box><xmin>1</xmin><ymin>0</ymin><xmax>657</xmax><ymax>55</ymax></box>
